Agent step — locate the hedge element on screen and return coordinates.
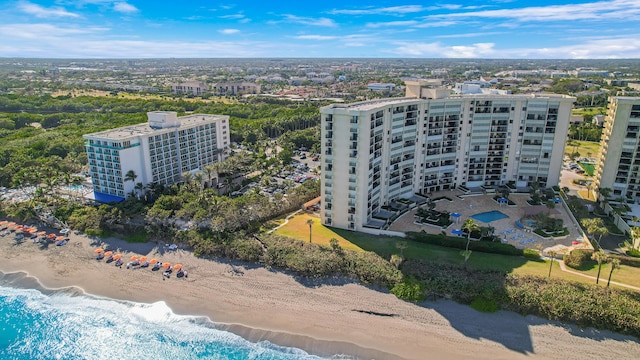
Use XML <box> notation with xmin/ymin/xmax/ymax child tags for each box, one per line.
<box><xmin>406</xmin><ymin>231</ymin><xmax>523</xmax><ymax>256</ymax></box>
<box><xmin>609</xmin><ymin>254</ymin><xmax>640</xmax><ymax>268</ymax></box>
<box><xmin>564</xmin><ymin>249</ymin><xmax>594</xmax><ymax>269</ymax></box>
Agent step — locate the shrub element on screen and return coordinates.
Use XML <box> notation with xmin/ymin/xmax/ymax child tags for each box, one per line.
<box><xmin>406</xmin><ymin>231</ymin><xmax>523</xmax><ymax>256</ymax></box>
<box><xmin>626</xmin><ymin>248</ymin><xmax>640</xmax><ymax>258</ymax></box>
<box><xmin>470</xmin><ymin>296</ymin><xmax>499</xmax><ymax>313</ymax></box>
<box><xmin>609</xmin><ymin>254</ymin><xmax>640</xmax><ymax>268</ymax></box>
<box><xmin>564</xmin><ymin>249</ymin><xmax>594</xmax><ymax>269</ymax></box>
<box><xmin>523</xmin><ymin>248</ymin><xmax>541</xmax><ymax>260</ymax></box>
<box><xmin>390</xmin><ymin>277</ymin><xmax>425</xmax><ymax>302</ymax></box>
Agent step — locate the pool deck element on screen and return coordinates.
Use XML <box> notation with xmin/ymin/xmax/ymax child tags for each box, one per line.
<box><xmin>388</xmin><ymin>190</ymin><xmax>588</xmax><ymax>253</ymax></box>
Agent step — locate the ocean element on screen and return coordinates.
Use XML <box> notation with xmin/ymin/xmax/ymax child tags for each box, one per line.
<box><xmin>0</xmin><ymin>284</ymin><xmax>330</xmax><ymax>360</ymax></box>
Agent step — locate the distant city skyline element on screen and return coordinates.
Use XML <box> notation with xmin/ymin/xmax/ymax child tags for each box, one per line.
<box><xmin>2</xmin><ymin>0</ymin><xmax>640</xmax><ymax>59</ymax></box>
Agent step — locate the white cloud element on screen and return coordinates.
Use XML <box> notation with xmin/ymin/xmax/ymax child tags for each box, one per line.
<box><xmin>113</xmin><ymin>2</ymin><xmax>138</xmax><ymax>14</ymax></box>
<box><xmin>281</xmin><ymin>14</ymin><xmax>337</xmax><ymax>27</ymax></box>
<box><xmin>294</xmin><ymin>35</ymin><xmax>337</xmax><ymax>40</ymax></box>
<box><xmin>366</xmin><ymin>20</ymin><xmax>418</xmax><ymax>28</ymax></box>
<box><xmin>18</xmin><ymin>1</ymin><xmax>80</xmax><ymax>18</ymax></box>
<box><xmin>219</xmin><ymin>14</ymin><xmax>245</xmax><ymax>19</ymax></box>
<box><xmin>330</xmin><ymin>5</ymin><xmax>426</xmax><ymax>15</ymax></box>
<box><xmin>0</xmin><ymin>23</ymin><xmax>107</xmax><ymax>39</ymax></box>
<box><xmin>219</xmin><ymin>29</ymin><xmax>240</xmax><ymax>34</ymax></box>
<box><xmin>414</xmin><ymin>21</ymin><xmax>458</xmax><ymax>28</ymax></box>
<box><xmin>425</xmin><ymin>0</ymin><xmax>640</xmax><ymax>22</ymax></box>
<box><xmin>392</xmin><ymin>35</ymin><xmax>640</xmax><ymax>58</ymax></box>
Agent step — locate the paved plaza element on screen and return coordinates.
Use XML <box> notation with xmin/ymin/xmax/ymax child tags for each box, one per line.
<box><xmin>388</xmin><ymin>190</ymin><xmax>589</xmax><ymax>254</ymax></box>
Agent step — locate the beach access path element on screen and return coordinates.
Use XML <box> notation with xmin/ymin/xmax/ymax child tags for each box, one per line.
<box><xmin>1</xmin><ymin>229</ymin><xmax>639</xmax><ymax>360</ymax></box>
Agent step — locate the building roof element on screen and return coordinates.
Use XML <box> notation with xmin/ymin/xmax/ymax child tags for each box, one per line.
<box><xmin>83</xmin><ymin>113</ymin><xmax>227</xmax><ymax>141</ymax></box>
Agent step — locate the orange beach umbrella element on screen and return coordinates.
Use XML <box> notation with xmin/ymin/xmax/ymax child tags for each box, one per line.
<box><xmin>113</xmin><ymin>254</ymin><xmax>122</xmax><ymax>260</ymax></box>
<box><xmin>37</xmin><ymin>231</ymin><xmax>46</xmax><ymax>236</ymax></box>
<box><xmin>172</xmin><ymin>264</ymin><xmax>182</xmax><ymax>270</ymax></box>
<box><xmin>104</xmin><ymin>251</ymin><xmax>113</xmax><ymax>257</ymax></box>
<box><xmin>139</xmin><ymin>256</ymin><xmax>147</xmax><ymax>262</ymax></box>
<box><xmin>55</xmin><ymin>236</ymin><xmax>65</xmax><ymax>241</ymax></box>
<box><xmin>7</xmin><ymin>222</ymin><xmax>16</xmax><ymax>226</ymax></box>
<box><xmin>161</xmin><ymin>262</ymin><xmax>171</xmax><ymax>268</ymax></box>
<box><xmin>130</xmin><ymin>255</ymin><xmax>139</xmax><ymax>261</ymax></box>
<box><xmin>47</xmin><ymin>233</ymin><xmax>56</xmax><ymax>239</ymax></box>
<box><xmin>0</xmin><ymin>221</ymin><xmax>7</xmax><ymax>225</ymax></box>
<box><xmin>149</xmin><ymin>258</ymin><xmax>158</xmax><ymax>265</ymax></box>
<box><xmin>27</xmin><ymin>228</ymin><xmax>37</xmax><ymax>233</ymax></box>
<box><xmin>94</xmin><ymin>248</ymin><xmax>104</xmax><ymax>253</ymax></box>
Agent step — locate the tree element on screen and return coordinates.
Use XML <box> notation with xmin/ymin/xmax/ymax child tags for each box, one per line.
<box><xmin>607</xmin><ymin>259</ymin><xmax>621</xmax><ymax>287</ymax></box>
<box><xmin>306</xmin><ymin>218</ymin><xmax>314</xmax><ymax>243</ymax></box>
<box><xmin>598</xmin><ymin>187</ymin><xmax>612</xmax><ymax>203</ymax></box>
<box><xmin>396</xmin><ymin>241</ymin><xmax>408</xmax><ymax>257</ymax></box>
<box><xmin>461</xmin><ymin>219</ymin><xmax>480</xmax><ymax>269</ymax></box>
<box><xmin>124</xmin><ymin>170</ymin><xmax>137</xmax><ymax>183</ymax></box>
<box><xmin>591</xmin><ymin>250</ymin><xmax>608</xmax><ymax>284</ymax></box>
<box><xmin>547</xmin><ymin>250</ymin><xmax>557</xmax><ymax>277</ymax></box>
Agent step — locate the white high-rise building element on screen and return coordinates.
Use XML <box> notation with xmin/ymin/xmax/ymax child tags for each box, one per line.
<box><xmin>320</xmin><ymin>80</ymin><xmax>574</xmax><ymax>231</ymax></box>
<box><xmin>83</xmin><ymin>111</ymin><xmax>230</xmax><ymax>202</ymax></box>
<box><xmin>593</xmin><ymin>97</ymin><xmax>640</xmax><ymax>202</ymax></box>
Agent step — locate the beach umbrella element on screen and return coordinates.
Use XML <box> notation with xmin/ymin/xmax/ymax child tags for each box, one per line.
<box><xmin>104</xmin><ymin>251</ymin><xmax>113</xmax><ymax>257</ymax></box>
<box><xmin>94</xmin><ymin>248</ymin><xmax>104</xmax><ymax>253</ymax></box>
<box><xmin>173</xmin><ymin>264</ymin><xmax>182</xmax><ymax>270</ymax></box>
<box><xmin>37</xmin><ymin>231</ymin><xmax>46</xmax><ymax>236</ymax></box>
<box><xmin>47</xmin><ymin>233</ymin><xmax>56</xmax><ymax>239</ymax></box>
<box><xmin>113</xmin><ymin>254</ymin><xmax>122</xmax><ymax>260</ymax></box>
<box><xmin>8</xmin><ymin>222</ymin><xmax>15</xmax><ymax>226</ymax></box>
<box><xmin>55</xmin><ymin>236</ymin><xmax>65</xmax><ymax>241</ymax></box>
<box><xmin>149</xmin><ymin>258</ymin><xmax>158</xmax><ymax>265</ymax></box>
<box><xmin>0</xmin><ymin>221</ymin><xmax>7</xmax><ymax>225</ymax></box>
<box><xmin>28</xmin><ymin>228</ymin><xmax>37</xmax><ymax>233</ymax></box>
<box><xmin>162</xmin><ymin>262</ymin><xmax>171</xmax><ymax>268</ymax></box>
<box><xmin>139</xmin><ymin>256</ymin><xmax>148</xmax><ymax>262</ymax></box>
<box><xmin>130</xmin><ymin>255</ymin><xmax>139</xmax><ymax>261</ymax></box>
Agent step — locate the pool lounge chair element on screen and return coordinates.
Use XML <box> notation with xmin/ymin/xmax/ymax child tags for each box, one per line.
<box><xmin>140</xmin><ymin>261</ymin><xmax>149</xmax><ymax>268</ymax></box>
<box><xmin>114</xmin><ymin>258</ymin><xmax>123</xmax><ymax>267</ymax></box>
<box><xmin>152</xmin><ymin>262</ymin><xmax>161</xmax><ymax>271</ymax></box>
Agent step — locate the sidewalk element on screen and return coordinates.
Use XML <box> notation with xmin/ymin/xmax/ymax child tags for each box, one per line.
<box><xmin>549</xmin><ymin>257</ymin><xmax>640</xmax><ymax>291</ymax></box>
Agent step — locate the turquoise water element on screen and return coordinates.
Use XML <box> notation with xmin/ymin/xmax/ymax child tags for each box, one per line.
<box><xmin>0</xmin><ymin>285</ymin><xmax>329</xmax><ymax>360</ymax></box>
<box><xmin>471</xmin><ymin>210</ymin><xmax>509</xmax><ymax>223</ymax></box>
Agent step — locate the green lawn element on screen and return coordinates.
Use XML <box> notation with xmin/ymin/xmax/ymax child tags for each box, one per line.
<box><xmin>273</xmin><ymin>218</ymin><xmax>640</xmax><ymax>289</ymax></box>
<box><xmin>565</xmin><ymin>140</ymin><xmax>600</xmax><ymax>159</ymax></box>
<box><xmin>579</xmin><ymin>162</ymin><xmax>596</xmax><ymax>176</ymax></box>
<box><xmin>329</xmin><ymin>228</ymin><xmax>637</xmax><ymax>287</ymax></box>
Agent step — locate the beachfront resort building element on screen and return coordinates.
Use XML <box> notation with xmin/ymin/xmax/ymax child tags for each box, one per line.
<box><xmin>83</xmin><ymin>111</ymin><xmax>230</xmax><ymax>202</ymax></box>
<box><xmin>320</xmin><ymin>79</ymin><xmax>574</xmax><ymax>231</ymax></box>
<box><xmin>593</xmin><ymin>97</ymin><xmax>640</xmax><ymax>204</ymax></box>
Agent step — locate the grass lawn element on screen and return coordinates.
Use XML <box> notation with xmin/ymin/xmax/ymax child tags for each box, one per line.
<box><xmin>572</xmin><ymin>107</ymin><xmax>606</xmax><ymax>116</ymax></box>
<box><xmin>273</xmin><ymin>213</ymin><xmax>361</xmax><ymax>251</ymax></box>
<box><xmin>579</xmin><ymin>162</ymin><xmax>596</xmax><ymax>176</ymax></box>
<box><xmin>565</xmin><ymin>140</ymin><xmax>600</xmax><ymax>159</ymax></box>
<box><xmin>273</xmin><ymin>213</ymin><xmax>640</xmax><ymax>289</ymax></box>
<box><xmin>569</xmin><ymin>260</ymin><xmax>640</xmax><ymax>289</ymax></box>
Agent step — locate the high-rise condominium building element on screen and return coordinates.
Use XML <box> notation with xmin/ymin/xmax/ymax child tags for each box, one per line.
<box><xmin>320</xmin><ymin>80</ymin><xmax>574</xmax><ymax>231</ymax></box>
<box><xmin>83</xmin><ymin>111</ymin><xmax>230</xmax><ymax>202</ymax></box>
<box><xmin>593</xmin><ymin>97</ymin><xmax>640</xmax><ymax>203</ymax></box>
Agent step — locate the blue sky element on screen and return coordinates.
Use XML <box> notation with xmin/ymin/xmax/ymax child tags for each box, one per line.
<box><xmin>1</xmin><ymin>0</ymin><xmax>640</xmax><ymax>58</ymax></box>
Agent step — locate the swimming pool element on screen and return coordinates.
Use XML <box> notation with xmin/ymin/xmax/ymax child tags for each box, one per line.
<box><xmin>471</xmin><ymin>210</ymin><xmax>509</xmax><ymax>223</ymax></box>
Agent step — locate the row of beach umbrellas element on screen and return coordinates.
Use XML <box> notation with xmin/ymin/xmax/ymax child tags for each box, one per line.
<box><xmin>94</xmin><ymin>249</ymin><xmax>183</xmax><ymax>270</ymax></box>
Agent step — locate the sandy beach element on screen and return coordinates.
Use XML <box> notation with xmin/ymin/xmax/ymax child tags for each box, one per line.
<box><xmin>1</xmin><ymin>229</ymin><xmax>639</xmax><ymax>359</ymax></box>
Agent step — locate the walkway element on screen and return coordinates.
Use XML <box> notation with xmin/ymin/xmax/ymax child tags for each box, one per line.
<box><xmin>267</xmin><ymin>210</ymin><xmax>301</xmax><ymax>234</ymax></box>
<box><xmin>549</xmin><ymin>257</ymin><xmax>640</xmax><ymax>292</ymax></box>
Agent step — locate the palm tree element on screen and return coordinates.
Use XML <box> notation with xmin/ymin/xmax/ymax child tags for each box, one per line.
<box><xmin>547</xmin><ymin>250</ymin><xmax>557</xmax><ymax>277</ymax></box>
<box><xmin>194</xmin><ymin>172</ymin><xmax>205</xmax><ymax>192</ymax></box>
<box><xmin>396</xmin><ymin>241</ymin><xmax>408</xmax><ymax>257</ymax></box>
<box><xmin>461</xmin><ymin>218</ymin><xmax>480</xmax><ymax>269</ymax></box>
<box><xmin>124</xmin><ymin>170</ymin><xmax>137</xmax><ymax>183</ymax></box>
<box><xmin>306</xmin><ymin>218</ymin><xmax>314</xmax><ymax>243</ymax></box>
<box><xmin>591</xmin><ymin>250</ymin><xmax>608</xmax><ymax>284</ymax></box>
<box><xmin>607</xmin><ymin>259</ymin><xmax>621</xmax><ymax>287</ymax></box>
<box><xmin>203</xmin><ymin>164</ymin><xmax>215</xmax><ymax>188</ymax></box>
<box><xmin>134</xmin><ymin>182</ymin><xmax>144</xmax><ymax>199</ymax></box>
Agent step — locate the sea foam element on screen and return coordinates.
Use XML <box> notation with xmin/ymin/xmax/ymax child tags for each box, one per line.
<box><xmin>0</xmin><ymin>285</ymin><xmax>327</xmax><ymax>359</ymax></box>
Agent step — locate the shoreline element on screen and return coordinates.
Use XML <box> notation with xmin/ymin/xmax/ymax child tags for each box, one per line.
<box><xmin>1</xmin><ymin>230</ymin><xmax>639</xmax><ymax>359</ymax></box>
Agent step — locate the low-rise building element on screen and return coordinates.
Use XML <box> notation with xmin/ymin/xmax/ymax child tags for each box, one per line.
<box><xmin>171</xmin><ymin>81</ymin><xmax>208</xmax><ymax>95</ymax></box>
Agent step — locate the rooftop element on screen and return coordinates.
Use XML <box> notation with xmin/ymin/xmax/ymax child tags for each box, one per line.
<box><xmin>84</xmin><ymin>113</ymin><xmax>227</xmax><ymax>141</ymax></box>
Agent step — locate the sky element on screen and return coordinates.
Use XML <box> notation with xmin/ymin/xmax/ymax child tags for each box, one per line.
<box><xmin>1</xmin><ymin>0</ymin><xmax>640</xmax><ymax>59</ymax></box>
